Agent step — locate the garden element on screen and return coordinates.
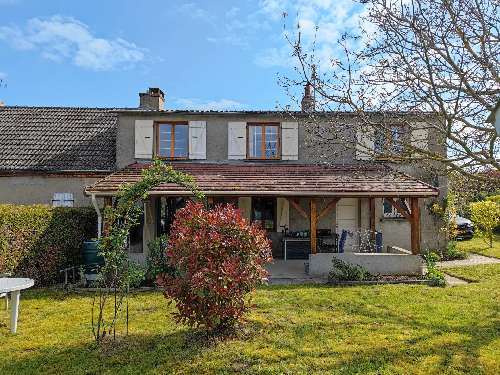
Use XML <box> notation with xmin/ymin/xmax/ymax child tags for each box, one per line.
<box><xmin>0</xmin><ymin>162</ymin><xmax>499</xmax><ymax>374</ymax></box>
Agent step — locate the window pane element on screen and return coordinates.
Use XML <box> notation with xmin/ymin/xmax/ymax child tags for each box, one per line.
<box><xmin>174</xmin><ymin>125</ymin><xmax>188</xmax><ymax>157</ymax></box>
<box><xmin>391</xmin><ymin>126</ymin><xmax>404</xmax><ymax>153</ymax></box>
<box><xmin>265</xmin><ymin>126</ymin><xmax>278</xmax><ymax>158</ymax></box>
<box><xmin>249</xmin><ymin>125</ymin><xmax>262</xmax><ymax>158</ymax></box>
<box><xmin>158</xmin><ymin>124</ymin><xmax>172</xmax><ymax>157</ymax></box>
<box><xmin>252</xmin><ymin>197</ymin><xmax>276</xmax><ymax>231</ymax></box>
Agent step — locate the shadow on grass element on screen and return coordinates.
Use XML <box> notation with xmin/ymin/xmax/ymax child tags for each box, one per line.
<box><xmin>0</xmin><ymin>331</ymin><xmax>203</xmax><ymax>375</ymax></box>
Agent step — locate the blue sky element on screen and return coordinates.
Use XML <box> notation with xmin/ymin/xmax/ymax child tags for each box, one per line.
<box><xmin>0</xmin><ymin>0</ymin><xmax>365</xmax><ymax>110</ymax></box>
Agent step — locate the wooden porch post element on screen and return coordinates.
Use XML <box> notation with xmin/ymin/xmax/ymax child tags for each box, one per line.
<box><xmin>310</xmin><ymin>199</ymin><xmax>317</xmax><ymax>254</ymax></box>
<box><xmin>369</xmin><ymin>198</ymin><xmax>376</xmax><ymax>240</ymax></box>
<box><xmin>410</xmin><ymin>197</ymin><xmax>421</xmax><ymax>254</ymax></box>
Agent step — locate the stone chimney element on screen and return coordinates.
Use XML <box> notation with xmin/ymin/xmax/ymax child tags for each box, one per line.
<box><xmin>139</xmin><ymin>87</ymin><xmax>165</xmax><ymax>110</ymax></box>
<box><xmin>0</xmin><ymin>101</ymin><xmax>4</xmax><ymax>107</ymax></box>
<box><xmin>301</xmin><ymin>82</ymin><xmax>315</xmax><ymax>112</ymax></box>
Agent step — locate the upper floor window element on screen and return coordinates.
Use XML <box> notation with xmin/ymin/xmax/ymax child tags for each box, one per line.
<box><xmin>156</xmin><ymin>122</ymin><xmax>188</xmax><ymax>158</ymax></box>
<box><xmin>247</xmin><ymin>123</ymin><xmax>280</xmax><ymax>160</ymax></box>
<box><xmin>375</xmin><ymin>125</ymin><xmax>405</xmax><ymax>155</ymax></box>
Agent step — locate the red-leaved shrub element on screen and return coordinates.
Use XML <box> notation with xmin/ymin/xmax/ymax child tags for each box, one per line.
<box><xmin>157</xmin><ymin>201</ymin><xmax>272</xmax><ymax>331</ymax></box>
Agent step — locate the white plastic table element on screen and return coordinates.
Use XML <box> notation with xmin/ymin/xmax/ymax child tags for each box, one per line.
<box><xmin>0</xmin><ymin>278</ymin><xmax>34</xmax><ymax>333</ymax></box>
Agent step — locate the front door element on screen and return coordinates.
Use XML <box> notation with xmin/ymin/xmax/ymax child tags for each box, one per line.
<box><xmin>156</xmin><ymin>197</ymin><xmax>186</xmax><ymax>236</ymax></box>
<box><xmin>336</xmin><ymin>198</ymin><xmax>359</xmax><ymax>252</ymax></box>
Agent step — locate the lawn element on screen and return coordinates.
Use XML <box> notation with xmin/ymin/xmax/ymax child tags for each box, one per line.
<box><xmin>1</xmin><ymin>268</ymin><xmax>499</xmax><ymax>375</ymax></box>
<box><xmin>456</xmin><ymin>235</ymin><xmax>500</xmax><ymax>259</ymax></box>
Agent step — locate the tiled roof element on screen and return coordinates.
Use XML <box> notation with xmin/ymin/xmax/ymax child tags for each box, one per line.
<box><xmin>0</xmin><ymin>106</ymin><xmax>118</xmax><ymax>172</ymax></box>
<box><xmin>85</xmin><ymin>162</ymin><xmax>439</xmax><ymax>197</ymax></box>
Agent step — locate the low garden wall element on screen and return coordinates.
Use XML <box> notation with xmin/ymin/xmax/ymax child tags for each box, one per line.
<box><xmin>308</xmin><ymin>252</ymin><xmax>425</xmax><ymax>277</ymax></box>
<box><xmin>0</xmin><ymin>204</ymin><xmax>97</xmax><ymax>285</ymax></box>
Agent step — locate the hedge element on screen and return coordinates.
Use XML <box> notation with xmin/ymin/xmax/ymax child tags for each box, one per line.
<box><xmin>0</xmin><ymin>204</ymin><xmax>97</xmax><ymax>285</ymax></box>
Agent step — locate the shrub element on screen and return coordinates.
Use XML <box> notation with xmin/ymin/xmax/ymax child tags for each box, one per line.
<box><xmin>438</xmin><ymin>241</ymin><xmax>468</xmax><ymax>261</ymax></box>
<box><xmin>157</xmin><ymin>202</ymin><xmax>272</xmax><ymax>332</ymax></box>
<box><xmin>469</xmin><ymin>200</ymin><xmax>500</xmax><ymax>247</ymax></box>
<box><xmin>145</xmin><ymin>235</ymin><xmax>173</xmax><ymax>283</ymax></box>
<box><xmin>423</xmin><ymin>252</ymin><xmax>446</xmax><ymax>287</ymax></box>
<box><xmin>128</xmin><ymin>262</ymin><xmax>146</xmax><ymax>288</ymax></box>
<box><xmin>328</xmin><ymin>256</ymin><xmax>374</xmax><ymax>282</ymax></box>
<box><xmin>0</xmin><ymin>204</ymin><xmax>96</xmax><ymax>285</ymax></box>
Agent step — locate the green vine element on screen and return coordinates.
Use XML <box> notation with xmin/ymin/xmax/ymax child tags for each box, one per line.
<box><xmin>91</xmin><ymin>158</ymin><xmax>205</xmax><ymax>343</ymax></box>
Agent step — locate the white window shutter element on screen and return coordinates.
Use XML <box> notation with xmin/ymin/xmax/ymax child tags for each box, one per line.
<box><xmin>228</xmin><ymin>122</ymin><xmax>247</xmax><ymax>160</ymax></box>
<box><xmin>411</xmin><ymin>123</ymin><xmax>428</xmax><ymax>153</ymax></box>
<box><xmin>355</xmin><ymin>126</ymin><xmax>374</xmax><ymax>160</ymax></box>
<box><xmin>277</xmin><ymin>197</ymin><xmax>289</xmax><ymax>230</ymax></box>
<box><xmin>188</xmin><ymin>121</ymin><xmax>207</xmax><ymax>159</ymax></box>
<box><xmin>134</xmin><ymin>120</ymin><xmax>154</xmax><ymax>159</ymax></box>
<box><xmin>281</xmin><ymin>122</ymin><xmax>299</xmax><ymax>160</ymax></box>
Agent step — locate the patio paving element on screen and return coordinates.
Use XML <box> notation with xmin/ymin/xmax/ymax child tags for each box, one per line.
<box><xmin>437</xmin><ymin>254</ymin><xmax>500</xmax><ymax>268</ymax></box>
<box><xmin>265</xmin><ymin>260</ymin><xmax>327</xmax><ymax>285</ymax></box>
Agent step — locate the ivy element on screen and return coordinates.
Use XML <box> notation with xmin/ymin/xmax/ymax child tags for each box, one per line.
<box><xmin>92</xmin><ymin>158</ymin><xmax>205</xmax><ymax>343</ymax></box>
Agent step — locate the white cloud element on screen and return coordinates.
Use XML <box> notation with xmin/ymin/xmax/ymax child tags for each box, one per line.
<box><xmin>175</xmin><ymin>98</ymin><xmax>247</xmax><ymax>111</ymax></box>
<box><xmin>0</xmin><ymin>15</ymin><xmax>146</xmax><ymax>71</ymax></box>
<box><xmin>255</xmin><ymin>0</ymin><xmax>367</xmax><ymax>71</ymax></box>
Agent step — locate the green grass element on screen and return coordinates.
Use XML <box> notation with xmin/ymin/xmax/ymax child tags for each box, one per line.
<box><xmin>1</xmin><ymin>268</ymin><xmax>500</xmax><ymax>375</ymax></box>
<box><xmin>456</xmin><ymin>235</ymin><xmax>500</xmax><ymax>259</ymax></box>
<box><xmin>442</xmin><ymin>264</ymin><xmax>500</xmax><ymax>283</ymax></box>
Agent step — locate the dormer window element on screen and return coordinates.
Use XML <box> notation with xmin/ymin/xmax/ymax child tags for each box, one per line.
<box><xmin>156</xmin><ymin>122</ymin><xmax>188</xmax><ymax>159</ymax></box>
<box><xmin>247</xmin><ymin>123</ymin><xmax>280</xmax><ymax>160</ymax></box>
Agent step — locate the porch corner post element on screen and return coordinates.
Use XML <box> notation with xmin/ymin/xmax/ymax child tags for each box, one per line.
<box><xmin>369</xmin><ymin>197</ymin><xmax>376</xmax><ymax>241</ymax></box>
<box><xmin>310</xmin><ymin>198</ymin><xmax>317</xmax><ymax>254</ymax></box>
<box><xmin>410</xmin><ymin>197</ymin><xmax>421</xmax><ymax>254</ymax></box>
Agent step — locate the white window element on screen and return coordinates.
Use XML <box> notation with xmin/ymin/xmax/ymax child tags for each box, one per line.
<box><xmin>383</xmin><ymin>198</ymin><xmax>410</xmax><ymax>218</ymax></box>
<box><xmin>375</xmin><ymin>125</ymin><xmax>405</xmax><ymax>154</ymax></box>
<box><xmin>52</xmin><ymin>193</ymin><xmax>74</xmax><ymax>207</ymax></box>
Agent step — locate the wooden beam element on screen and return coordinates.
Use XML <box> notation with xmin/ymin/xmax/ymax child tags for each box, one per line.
<box><xmin>287</xmin><ymin>198</ymin><xmax>309</xmax><ymax>219</ymax></box>
<box><xmin>317</xmin><ymin>197</ymin><xmax>340</xmax><ymax>220</ymax></box>
<box><xmin>310</xmin><ymin>199</ymin><xmax>317</xmax><ymax>254</ymax></box>
<box><xmin>385</xmin><ymin>197</ymin><xmax>411</xmax><ymax>220</ymax></box>
<box><xmin>410</xmin><ymin>197</ymin><xmax>421</xmax><ymax>254</ymax></box>
<box><xmin>369</xmin><ymin>198</ymin><xmax>376</xmax><ymax>240</ymax></box>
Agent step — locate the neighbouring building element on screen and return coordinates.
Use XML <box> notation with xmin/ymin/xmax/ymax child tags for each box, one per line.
<box><xmin>0</xmin><ymin>87</ymin><xmax>446</xmax><ymax>267</ymax></box>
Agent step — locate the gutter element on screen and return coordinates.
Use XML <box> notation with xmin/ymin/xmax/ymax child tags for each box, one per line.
<box><xmin>91</xmin><ymin>193</ymin><xmax>102</xmax><ymax>239</ymax></box>
<box><xmin>85</xmin><ymin>190</ymin><xmax>439</xmax><ymax>198</ymax></box>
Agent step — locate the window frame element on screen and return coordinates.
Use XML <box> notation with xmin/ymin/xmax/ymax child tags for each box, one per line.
<box><xmin>155</xmin><ymin>121</ymin><xmax>189</xmax><ymax>160</ymax></box>
<box><xmin>246</xmin><ymin>122</ymin><xmax>281</xmax><ymax>160</ymax></box>
<box><xmin>52</xmin><ymin>192</ymin><xmax>74</xmax><ymax>207</ymax></box>
<box><xmin>374</xmin><ymin>124</ymin><xmax>407</xmax><ymax>158</ymax></box>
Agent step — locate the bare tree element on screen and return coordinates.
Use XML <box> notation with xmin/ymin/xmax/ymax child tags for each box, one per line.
<box><xmin>283</xmin><ymin>0</ymin><xmax>499</xmax><ymax>181</ymax></box>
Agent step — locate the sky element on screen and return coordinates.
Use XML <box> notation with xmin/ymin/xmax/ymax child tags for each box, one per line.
<box><xmin>0</xmin><ymin>0</ymin><xmax>365</xmax><ymax>110</ymax></box>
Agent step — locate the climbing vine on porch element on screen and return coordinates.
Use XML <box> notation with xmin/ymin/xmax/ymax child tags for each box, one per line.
<box><xmin>91</xmin><ymin>158</ymin><xmax>205</xmax><ymax>343</ymax></box>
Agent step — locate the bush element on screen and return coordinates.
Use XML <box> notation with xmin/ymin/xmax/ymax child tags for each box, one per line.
<box><xmin>328</xmin><ymin>256</ymin><xmax>374</xmax><ymax>282</ymax></box>
<box><xmin>470</xmin><ymin>200</ymin><xmax>500</xmax><ymax>247</ymax></box>
<box><xmin>145</xmin><ymin>235</ymin><xmax>173</xmax><ymax>283</ymax></box>
<box><xmin>0</xmin><ymin>204</ymin><xmax>96</xmax><ymax>285</ymax></box>
<box><xmin>157</xmin><ymin>202</ymin><xmax>272</xmax><ymax>332</ymax></box>
<box><xmin>438</xmin><ymin>241</ymin><xmax>468</xmax><ymax>261</ymax></box>
<box><xmin>423</xmin><ymin>252</ymin><xmax>446</xmax><ymax>287</ymax></box>
<box><xmin>128</xmin><ymin>261</ymin><xmax>146</xmax><ymax>288</ymax></box>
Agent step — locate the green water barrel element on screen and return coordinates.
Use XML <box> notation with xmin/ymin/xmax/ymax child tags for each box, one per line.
<box><xmin>82</xmin><ymin>240</ymin><xmax>104</xmax><ymax>273</ymax></box>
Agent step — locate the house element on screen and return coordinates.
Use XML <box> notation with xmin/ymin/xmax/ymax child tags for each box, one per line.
<box><xmin>0</xmin><ymin>87</ymin><xmax>445</xmax><ymax>269</ymax></box>
<box><xmin>0</xmin><ymin>106</ymin><xmax>117</xmax><ymax>206</ymax></box>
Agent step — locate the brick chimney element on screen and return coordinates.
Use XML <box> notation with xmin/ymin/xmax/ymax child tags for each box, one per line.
<box><xmin>301</xmin><ymin>82</ymin><xmax>315</xmax><ymax>112</ymax></box>
<box><xmin>139</xmin><ymin>87</ymin><xmax>165</xmax><ymax>110</ymax></box>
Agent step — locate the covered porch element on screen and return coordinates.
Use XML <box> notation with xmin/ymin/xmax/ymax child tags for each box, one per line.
<box><xmin>85</xmin><ymin>162</ymin><xmax>439</xmax><ymax>266</ymax></box>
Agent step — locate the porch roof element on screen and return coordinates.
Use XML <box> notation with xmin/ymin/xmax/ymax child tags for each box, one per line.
<box><xmin>85</xmin><ymin>162</ymin><xmax>439</xmax><ymax>197</ymax></box>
